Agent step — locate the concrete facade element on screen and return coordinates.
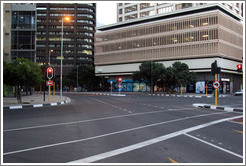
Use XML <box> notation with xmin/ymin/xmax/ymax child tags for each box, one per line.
<box><xmin>95</xmin><ymin>3</ymin><xmax>243</xmax><ymax>93</ymax></box>
<box><xmin>3</xmin><ymin>3</ymin><xmax>12</xmax><ymax>62</ymax></box>
<box><xmin>117</xmin><ymin>3</ymin><xmax>243</xmax><ymax>22</ymax></box>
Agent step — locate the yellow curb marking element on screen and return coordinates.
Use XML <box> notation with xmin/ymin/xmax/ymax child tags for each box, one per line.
<box><xmin>168</xmin><ymin>157</ymin><xmax>178</xmax><ymax>163</ymax></box>
<box><xmin>233</xmin><ymin>130</ymin><xmax>243</xmax><ymax>134</ymax></box>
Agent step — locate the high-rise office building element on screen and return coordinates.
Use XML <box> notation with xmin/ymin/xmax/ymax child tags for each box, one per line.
<box><xmin>36</xmin><ymin>3</ymin><xmax>96</xmax><ymax>75</ymax></box>
<box><xmin>95</xmin><ymin>3</ymin><xmax>243</xmax><ymax>93</ymax></box>
<box><xmin>3</xmin><ymin>3</ymin><xmax>36</xmax><ymax>62</ymax></box>
<box><xmin>117</xmin><ymin>3</ymin><xmax>243</xmax><ymax>22</ymax></box>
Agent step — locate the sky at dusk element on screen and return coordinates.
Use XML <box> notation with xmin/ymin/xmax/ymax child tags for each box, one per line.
<box><xmin>96</xmin><ymin>2</ymin><xmax>117</xmax><ymax>27</ymax></box>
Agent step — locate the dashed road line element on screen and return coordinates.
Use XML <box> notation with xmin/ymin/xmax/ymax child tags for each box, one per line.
<box><xmin>4</xmin><ymin>112</ymin><xmax>233</xmax><ymax>156</ymax></box>
<box><xmin>228</xmin><ymin>121</ymin><xmax>243</xmax><ymax>125</ymax></box>
<box><xmin>69</xmin><ymin>115</ymin><xmax>242</xmax><ymax>163</ymax></box>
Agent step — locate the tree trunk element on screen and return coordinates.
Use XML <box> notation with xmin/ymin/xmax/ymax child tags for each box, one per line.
<box><xmin>17</xmin><ymin>86</ymin><xmax>22</xmax><ymax>104</ymax></box>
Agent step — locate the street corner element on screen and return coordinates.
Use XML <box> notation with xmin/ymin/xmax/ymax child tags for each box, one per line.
<box><xmin>3</xmin><ymin>96</ymin><xmax>71</xmax><ymax>110</ymax></box>
<box><xmin>193</xmin><ymin>103</ymin><xmax>243</xmax><ymax>113</ymax></box>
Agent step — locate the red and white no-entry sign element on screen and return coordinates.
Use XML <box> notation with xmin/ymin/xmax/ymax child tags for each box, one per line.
<box><xmin>212</xmin><ymin>81</ymin><xmax>220</xmax><ymax>89</ymax></box>
<box><xmin>46</xmin><ymin>80</ymin><xmax>53</xmax><ymax>86</ymax></box>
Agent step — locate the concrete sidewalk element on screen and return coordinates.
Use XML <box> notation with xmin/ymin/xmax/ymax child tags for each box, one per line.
<box><xmin>3</xmin><ymin>93</ymin><xmax>70</xmax><ymax>109</ymax></box>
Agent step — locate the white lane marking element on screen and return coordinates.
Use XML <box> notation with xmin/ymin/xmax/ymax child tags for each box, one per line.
<box><xmin>69</xmin><ymin>115</ymin><xmax>243</xmax><ymax>163</ymax></box>
<box><xmin>185</xmin><ymin>134</ymin><xmax>243</xmax><ymax>159</ymax></box>
<box><xmin>51</xmin><ymin>103</ymin><xmax>57</xmax><ymax>106</ymax></box>
<box><xmin>33</xmin><ymin>104</ymin><xmax>43</xmax><ymax>108</ymax></box>
<box><xmin>3</xmin><ymin>107</ymin><xmax>192</xmax><ymax>132</ymax></box>
<box><xmin>228</xmin><ymin>121</ymin><xmax>243</xmax><ymax>125</ymax></box>
<box><xmin>211</xmin><ymin>106</ymin><xmax>217</xmax><ymax>109</ymax></box>
<box><xmin>224</xmin><ymin>107</ymin><xmax>234</xmax><ymax>112</ymax></box>
<box><xmin>3</xmin><ymin>112</ymin><xmax>232</xmax><ymax>156</ymax></box>
<box><xmin>9</xmin><ymin>105</ymin><xmax>23</xmax><ymax>109</ymax></box>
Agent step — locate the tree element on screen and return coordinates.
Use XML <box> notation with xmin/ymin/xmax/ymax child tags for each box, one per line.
<box><xmin>66</xmin><ymin>64</ymin><xmax>107</xmax><ymax>91</ymax></box>
<box><xmin>165</xmin><ymin>62</ymin><xmax>197</xmax><ymax>92</ymax></box>
<box><xmin>133</xmin><ymin>61</ymin><xmax>166</xmax><ymax>93</ymax></box>
<box><xmin>3</xmin><ymin>58</ymin><xmax>43</xmax><ymax>103</ymax></box>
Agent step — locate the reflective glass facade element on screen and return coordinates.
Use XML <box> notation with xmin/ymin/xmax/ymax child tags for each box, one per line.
<box><xmin>11</xmin><ymin>6</ymin><xmax>36</xmax><ymax>62</ymax></box>
<box><xmin>36</xmin><ymin>3</ymin><xmax>96</xmax><ymax>71</ymax></box>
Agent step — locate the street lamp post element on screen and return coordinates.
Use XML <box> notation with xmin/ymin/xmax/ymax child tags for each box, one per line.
<box><xmin>60</xmin><ymin>17</ymin><xmax>69</xmax><ymax>100</ymax></box>
<box><xmin>49</xmin><ymin>50</ymin><xmax>53</xmax><ymax>66</ymax></box>
<box><xmin>60</xmin><ymin>18</ymin><xmax>64</xmax><ymax>100</ymax></box>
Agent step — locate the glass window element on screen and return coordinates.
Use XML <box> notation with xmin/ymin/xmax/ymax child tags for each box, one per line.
<box><xmin>11</xmin><ymin>31</ymin><xmax>35</xmax><ymax>49</ymax></box>
<box><xmin>12</xmin><ymin>11</ymin><xmax>35</xmax><ymax>29</ymax></box>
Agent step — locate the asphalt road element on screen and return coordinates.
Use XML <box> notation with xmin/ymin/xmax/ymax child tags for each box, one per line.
<box><xmin>3</xmin><ymin>94</ymin><xmax>244</xmax><ymax>163</ymax></box>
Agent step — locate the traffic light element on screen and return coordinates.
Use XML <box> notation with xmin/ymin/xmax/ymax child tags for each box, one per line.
<box><xmin>118</xmin><ymin>77</ymin><xmax>122</xmax><ymax>84</ymax></box>
<box><xmin>47</xmin><ymin>67</ymin><xmax>53</xmax><ymax>79</ymax></box>
<box><xmin>211</xmin><ymin>60</ymin><xmax>217</xmax><ymax>75</ymax></box>
<box><xmin>211</xmin><ymin>60</ymin><xmax>221</xmax><ymax>75</ymax></box>
<box><xmin>237</xmin><ymin>64</ymin><xmax>242</xmax><ymax>72</ymax></box>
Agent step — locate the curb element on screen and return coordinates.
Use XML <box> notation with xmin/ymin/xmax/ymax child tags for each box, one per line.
<box><xmin>3</xmin><ymin>99</ymin><xmax>70</xmax><ymax>110</ymax></box>
<box><xmin>63</xmin><ymin>92</ymin><xmax>126</xmax><ymax>96</ymax></box>
<box><xmin>193</xmin><ymin>103</ymin><xmax>243</xmax><ymax>112</ymax></box>
<box><xmin>149</xmin><ymin>94</ymin><xmax>226</xmax><ymax>98</ymax></box>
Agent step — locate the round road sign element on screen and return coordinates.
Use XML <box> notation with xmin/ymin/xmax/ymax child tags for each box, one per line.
<box><xmin>212</xmin><ymin>81</ymin><xmax>220</xmax><ymax>89</ymax></box>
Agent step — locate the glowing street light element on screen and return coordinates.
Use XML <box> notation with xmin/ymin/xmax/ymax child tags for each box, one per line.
<box><xmin>60</xmin><ymin>16</ymin><xmax>70</xmax><ymax>100</ymax></box>
<box><xmin>49</xmin><ymin>49</ymin><xmax>53</xmax><ymax>66</ymax></box>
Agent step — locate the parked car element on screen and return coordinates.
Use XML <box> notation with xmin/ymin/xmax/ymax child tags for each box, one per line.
<box><xmin>234</xmin><ymin>89</ymin><xmax>243</xmax><ymax>96</ymax></box>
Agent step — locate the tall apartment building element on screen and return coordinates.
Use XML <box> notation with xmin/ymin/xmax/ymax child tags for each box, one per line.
<box><xmin>95</xmin><ymin>3</ymin><xmax>243</xmax><ymax>93</ymax></box>
<box><xmin>117</xmin><ymin>3</ymin><xmax>243</xmax><ymax>22</ymax></box>
<box><xmin>36</xmin><ymin>3</ymin><xmax>96</xmax><ymax>75</ymax></box>
<box><xmin>3</xmin><ymin>3</ymin><xmax>36</xmax><ymax>63</ymax></box>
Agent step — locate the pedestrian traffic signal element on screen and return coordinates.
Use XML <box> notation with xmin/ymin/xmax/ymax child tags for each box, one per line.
<box><xmin>237</xmin><ymin>64</ymin><xmax>242</xmax><ymax>72</ymax></box>
<box><xmin>47</xmin><ymin>67</ymin><xmax>53</xmax><ymax>79</ymax></box>
<box><xmin>118</xmin><ymin>77</ymin><xmax>122</xmax><ymax>83</ymax></box>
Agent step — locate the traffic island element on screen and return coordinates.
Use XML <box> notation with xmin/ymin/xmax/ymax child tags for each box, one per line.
<box><xmin>193</xmin><ymin>103</ymin><xmax>243</xmax><ymax>112</ymax></box>
<box><xmin>3</xmin><ymin>94</ymin><xmax>70</xmax><ymax>110</ymax></box>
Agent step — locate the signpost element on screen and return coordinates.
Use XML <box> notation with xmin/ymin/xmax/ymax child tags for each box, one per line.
<box><xmin>110</xmin><ymin>81</ymin><xmax>113</xmax><ymax>94</ymax></box>
<box><xmin>212</xmin><ymin>81</ymin><xmax>220</xmax><ymax>89</ymax></box>
<box><xmin>118</xmin><ymin>78</ymin><xmax>122</xmax><ymax>95</ymax></box>
<box><xmin>46</xmin><ymin>80</ymin><xmax>53</xmax><ymax>86</ymax></box>
<box><xmin>118</xmin><ymin>84</ymin><xmax>122</xmax><ymax>95</ymax></box>
<box><xmin>211</xmin><ymin>61</ymin><xmax>221</xmax><ymax>106</ymax></box>
<box><xmin>213</xmin><ymin>80</ymin><xmax>220</xmax><ymax>106</ymax></box>
<box><xmin>47</xmin><ymin>67</ymin><xmax>54</xmax><ymax>103</ymax></box>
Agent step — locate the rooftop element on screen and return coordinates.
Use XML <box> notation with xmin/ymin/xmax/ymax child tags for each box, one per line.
<box><xmin>97</xmin><ymin>3</ymin><xmax>243</xmax><ymax>31</ymax></box>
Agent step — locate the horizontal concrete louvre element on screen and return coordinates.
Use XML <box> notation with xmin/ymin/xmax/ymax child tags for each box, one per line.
<box><xmin>95</xmin><ymin>42</ymin><xmax>221</xmax><ymax>65</ymax></box>
<box><xmin>218</xmin><ymin>13</ymin><xmax>243</xmax><ymax>35</ymax></box>
<box><xmin>95</xmin><ymin>13</ymin><xmax>219</xmax><ymax>43</ymax></box>
<box><xmin>219</xmin><ymin>28</ymin><xmax>243</xmax><ymax>47</ymax></box>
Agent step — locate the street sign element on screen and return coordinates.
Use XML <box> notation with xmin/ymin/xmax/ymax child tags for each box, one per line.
<box><xmin>46</xmin><ymin>80</ymin><xmax>53</xmax><ymax>86</ymax></box>
<box><xmin>119</xmin><ymin>88</ymin><xmax>122</xmax><ymax>91</ymax></box>
<box><xmin>212</xmin><ymin>81</ymin><xmax>220</xmax><ymax>89</ymax></box>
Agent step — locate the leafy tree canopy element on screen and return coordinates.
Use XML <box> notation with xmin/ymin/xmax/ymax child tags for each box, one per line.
<box><xmin>133</xmin><ymin>61</ymin><xmax>197</xmax><ymax>92</ymax></box>
<box><xmin>3</xmin><ymin>58</ymin><xmax>43</xmax><ymax>87</ymax></box>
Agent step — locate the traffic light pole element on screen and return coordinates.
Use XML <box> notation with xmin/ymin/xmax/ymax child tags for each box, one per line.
<box><xmin>215</xmin><ymin>74</ymin><xmax>217</xmax><ymax>106</ymax></box>
<box><xmin>49</xmin><ymin>78</ymin><xmax>51</xmax><ymax>103</ymax></box>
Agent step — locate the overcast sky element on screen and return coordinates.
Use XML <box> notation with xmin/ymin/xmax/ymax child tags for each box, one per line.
<box><xmin>96</xmin><ymin>2</ymin><xmax>117</xmax><ymax>27</ymax></box>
